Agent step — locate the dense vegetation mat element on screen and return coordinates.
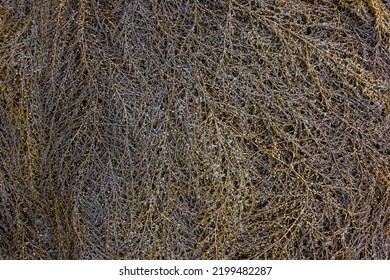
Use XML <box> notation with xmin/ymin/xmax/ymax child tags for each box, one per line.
<box><xmin>0</xmin><ymin>0</ymin><xmax>389</xmax><ymax>259</ymax></box>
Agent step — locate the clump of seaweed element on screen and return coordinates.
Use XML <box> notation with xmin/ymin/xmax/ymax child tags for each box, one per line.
<box><xmin>0</xmin><ymin>0</ymin><xmax>389</xmax><ymax>259</ymax></box>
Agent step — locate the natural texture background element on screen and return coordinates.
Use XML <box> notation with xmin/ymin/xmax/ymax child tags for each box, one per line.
<box><xmin>0</xmin><ymin>0</ymin><xmax>389</xmax><ymax>259</ymax></box>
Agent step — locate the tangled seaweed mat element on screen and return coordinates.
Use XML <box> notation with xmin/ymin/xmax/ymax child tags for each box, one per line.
<box><xmin>0</xmin><ymin>0</ymin><xmax>389</xmax><ymax>259</ymax></box>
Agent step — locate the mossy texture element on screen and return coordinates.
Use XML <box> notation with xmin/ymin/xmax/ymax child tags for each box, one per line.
<box><xmin>0</xmin><ymin>0</ymin><xmax>389</xmax><ymax>259</ymax></box>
